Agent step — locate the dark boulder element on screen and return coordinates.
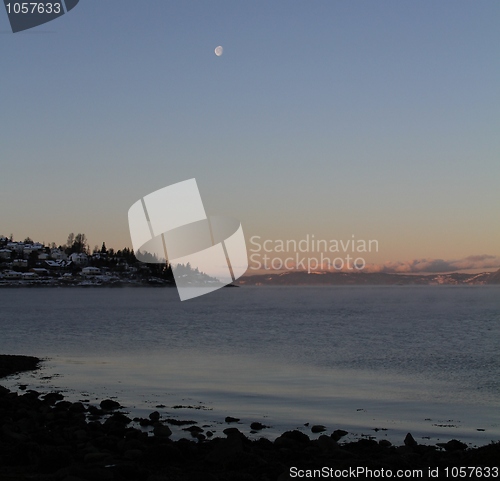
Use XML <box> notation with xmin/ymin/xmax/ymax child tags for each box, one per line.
<box><xmin>250</xmin><ymin>422</ymin><xmax>267</xmax><ymax>430</ymax></box>
<box><xmin>404</xmin><ymin>432</ymin><xmax>418</xmax><ymax>447</ymax></box>
<box><xmin>99</xmin><ymin>399</ymin><xmax>121</xmax><ymax>411</ymax></box>
<box><xmin>43</xmin><ymin>392</ymin><xmax>64</xmax><ymax>405</ymax></box>
<box><xmin>153</xmin><ymin>423</ymin><xmax>172</xmax><ymax>438</ymax></box>
<box><xmin>311</xmin><ymin>424</ymin><xmax>327</xmax><ymax>433</ymax></box>
<box><xmin>149</xmin><ymin>411</ymin><xmax>160</xmax><ymax>422</ymax></box>
<box><xmin>437</xmin><ymin>439</ymin><xmax>468</xmax><ymax>451</ymax></box>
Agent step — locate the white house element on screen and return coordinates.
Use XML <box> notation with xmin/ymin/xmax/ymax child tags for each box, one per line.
<box><xmin>23</xmin><ymin>243</ymin><xmax>43</xmax><ymax>255</ymax></box>
<box><xmin>3</xmin><ymin>271</ymin><xmax>22</xmax><ymax>279</ymax></box>
<box><xmin>81</xmin><ymin>266</ymin><xmax>101</xmax><ymax>277</ymax></box>
<box><xmin>69</xmin><ymin>253</ymin><xmax>88</xmax><ymax>266</ymax></box>
<box><xmin>22</xmin><ymin>272</ymin><xmax>39</xmax><ymax>280</ymax></box>
<box><xmin>30</xmin><ymin>268</ymin><xmax>49</xmax><ymax>276</ymax></box>
<box><xmin>7</xmin><ymin>243</ymin><xmax>24</xmax><ymax>254</ymax></box>
<box><xmin>12</xmin><ymin>259</ymin><xmax>28</xmax><ymax>269</ymax></box>
<box><xmin>51</xmin><ymin>249</ymin><xmax>68</xmax><ymax>261</ymax></box>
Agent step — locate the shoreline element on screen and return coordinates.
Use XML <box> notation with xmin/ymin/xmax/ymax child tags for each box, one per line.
<box><xmin>1</xmin><ymin>355</ymin><xmax>499</xmax><ymax>480</ymax></box>
<box><xmin>0</xmin><ymin>354</ymin><xmax>40</xmax><ymax>379</ymax></box>
<box><xmin>1</xmin><ymin>282</ymin><xmax>500</xmax><ymax>288</ymax></box>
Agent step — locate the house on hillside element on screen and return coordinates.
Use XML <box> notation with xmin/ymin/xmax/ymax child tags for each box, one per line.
<box><xmin>3</xmin><ymin>271</ymin><xmax>22</xmax><ymax>279</ymax></box>
<box><xmin>45</xmin><ymin>260</ymin><xmax>73</xmax><ymax>272</ymax></box>
<box><xmin>81</xmin><ymin>266</ymin><xmax>101</xmax><ymax>277</ymax></box>
<box><xmin>69</xmin><ymin>253</ymin><xmax>88</xmax><ymax>266</ymax></box>
<box><xmin>22</xmin><ymin>272</ymin><xmax>39</xmax><ymax>280</ymax></box>
<box><xmin>12</xmin><ymin>259</ymin><xmax>28</xmax><ymax>269</ymax></box>
<box><xmin>51</xmin><ymin>249</ymin><xmax>67</xmax><ymax>261</ymax></box>
<box><xmin>0</xmin><ymin>249</ymin><xmax>12</xmax><ymax>260</ymax></box>
<box><xmin>7</xmin><ymin>243</ymin><xmax>24</xmax><ymax>254</ymax></box>
<box><xmin>30</xmin><ymin>268</ymin><xmax>50</xmax><ymax>276</ymax></box>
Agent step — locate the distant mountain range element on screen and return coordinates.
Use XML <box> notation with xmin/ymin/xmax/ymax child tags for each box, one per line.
<box><xmin>237</xmin><ymin>269</ymin><xmax>500</xmax><ymax>286</ymax></box>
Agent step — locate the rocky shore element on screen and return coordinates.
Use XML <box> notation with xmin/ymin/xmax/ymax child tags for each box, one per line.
<box><xmin>0</xmin><ymin>354</ymin><xmax>40</xmax><ymax>379</ymax></box>
<box><xmin>1</xmin><ymin>355</ymin><xmax>498</xmax><ymax>480</ymax></box>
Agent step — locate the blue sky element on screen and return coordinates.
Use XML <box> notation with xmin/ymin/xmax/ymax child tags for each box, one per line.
<box><xmin>1</xmin><ymin>1</ymin><xmax>499</xmax><ymax>270</ymax></box>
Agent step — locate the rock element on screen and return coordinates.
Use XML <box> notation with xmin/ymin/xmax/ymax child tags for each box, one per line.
<box><xmin>331</xmin><ymin>429</ymin><xmax>349</xmax><ymax>441</ymax></box>
<box><xmin>164</xmin><ymin>418</ymin><xmax>197</xmax><ymax>426</ymax></box>
<box><xmin>317</xmin><ymin>434</ymin><xmax>337</xmax><ymax>452</ymax></box>
<box><xmin>107</xmin><ymin>412</ymin><xmax>132</xmax><ymax>424</ymax></box>
<box><xmin>283</xmin><ymin>430</ymin><xmax>310</xmax><ymax>443</ymax></box>
<box><xmin>275</xmin><ymin>430</ymin><xmax>310</xmax><ymax>448</ymax></box>
<box><xmin>226</xmin><ymin>429</ymin><xmax>248</xmax><ymax>449</ymax></box>
<box><xmin>38</xmin><ymin>446</ymin><xmax>73</xmax><ymax>472</ymax></box>
<box><xmin>87</xmin><ymin>405</ymin><xmax>104</xmax><ymax>416</ymax></box>
<box><xmin>54</xmin><ymin>400</ymin><xmax>72</xmax><ymax>411</ymax></box>
<box><xmin>123</xmin><ymin>449</ymin><xmax>143</xmax><ymax>460</ymax></box>
<box><xmin>437</xmin><ymin>439</ymin><xmax>468</xmax><ymax>451</ymax></box>
<box><xmin>149</xmin><ymin>411</ymin><xmax>160</xmax><ymax>422</ymax></box>
<box><xmin>183</xmin><ymin>425</ymin><xmax>204</xmax><ymax>433</ymax></box>
<box><xmin>43</xmin><ymin>392</ymin><xmax>64</xmax><ymax>404</ymax></box>
<box><xmin>0</xmin><ymin>385</ymin><xmax>10</xmax><ymax>396</ymax></box>
<box><xmin>69</xmin><ymin>402</ymin><xmax>86</xmax><ymax>413</ymax></box>
<box><xmin>84</xmin><ymin>452</ymin><xmax>111</xmax><ymax>464</ymax></box>
<box><xmin>404</xmin><ymin>432</ymin><xmax>418</xmax><ymax>447</ymax></box>
<box><xmin>72</xmin><ymin>467</ymin><xmax>114</xmax><ymax>481</ymax></box>
<box><xmin>225</xmin><ymin>416</ymin><xmax>240</xmax><ymax>423</ymax></box>
<box><xmin>74</xmin><ymin>429</ymin><xmax>89</xmax><ymax>442</ymax></box>
<box><xmin>206</xmin><ymin>436</ymin><xmax>243</xmax><ymax>464</ymax></box>
<box><xmin>250</xmin><ymin>422</ymin><xmax>266</xmax><ymax>430</ymax></box>
<box><xmin>153</xmin><ymin>423</ymin><xmax>172</xmax><ymax>438</ymax></box>
<box><xmin>2</xmin><ymin>428</ymin><xmax>29</xmax><ymax>443</ymax></box>
<box><xmin>311</xmin><ymin>424</ymin><xmax>327</xmax><ymax>433</ymax></box>
<box><xmin>223</xmin><ymin>427</ymin><xmax>242</xmax><ymax>436</ymax></box>
<box><xmin>0</xmin><ymin>354</ymin><xmax>40</xmax><ymax>378</ymax></box>
<box><xmin>99</xmin><ymin>399</ymin><xmax>121</xmax><ymax>411</ymax></box>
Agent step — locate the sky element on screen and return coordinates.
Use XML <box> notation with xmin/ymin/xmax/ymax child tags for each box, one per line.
<box><xmin>1</xmin><ymin>1</ymin><xmax>499</xmax><ymax>273</ymax></box>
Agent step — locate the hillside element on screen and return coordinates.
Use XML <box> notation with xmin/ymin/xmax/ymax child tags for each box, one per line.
<box><xmin>487</xmin><ymin>268</ymin><xmax>500</xmax><ymax>284</ymax></box>
<box><xmin>237</xmin><ymin>270</ymin><xmax>499</xmax><ymax>286</ymax></box>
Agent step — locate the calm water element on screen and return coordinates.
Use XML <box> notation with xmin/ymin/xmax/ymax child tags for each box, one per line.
<box><xmin>0</xmin><ymin>286</ymin><xmax>499</xmax><ymax>446</ymax></box>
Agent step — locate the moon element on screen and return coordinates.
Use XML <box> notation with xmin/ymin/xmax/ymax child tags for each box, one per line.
<box><xmin>214</xmin><ymin>46</ymin><xmax>223</xmax><ymax>57</ymax></box>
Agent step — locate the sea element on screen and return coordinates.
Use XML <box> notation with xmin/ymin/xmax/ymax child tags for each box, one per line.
<box><xmin>0</xmin><ymin>285</ymin><xmax>499</xmax><ymax>447</ymax></box>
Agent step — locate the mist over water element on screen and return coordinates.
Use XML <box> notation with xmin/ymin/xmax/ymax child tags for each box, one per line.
<box><xmin>0</xmin><ymin>286</ymin><xmax>499</xmax><ymax>445</ymax></box>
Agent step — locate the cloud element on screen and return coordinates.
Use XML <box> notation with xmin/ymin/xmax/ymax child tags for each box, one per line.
<box><xmin>363</xmin><ymin>255</ymin><xmax>500</xmax><ymax>274</ymax></box>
